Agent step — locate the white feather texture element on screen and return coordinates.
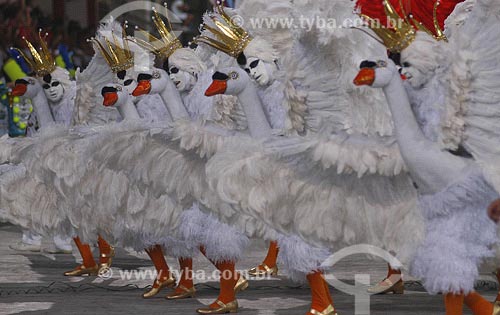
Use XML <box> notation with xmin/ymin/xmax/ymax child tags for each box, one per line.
<box><xmin>285</xmin><ymin>0</ymin><xmax>392</xmax><ymax>136</ymax></box>
<box><xmin>236</xmin><ymin>0</ymin><xmax>294</xmax><ymax>58</ymax></box>
<box><xmin>135</xmin><ymin>94</ymin><xmax>171</xmax><ymax>123</ymax></box>
<box><xmin>205</xmin><ymin>134</ymin><xmax>422</xmax><ymax>267</ymax></box>
<box><xmin>441</xmin><ymin>0</ymin><xmax>500</xmax><ymax>163</ymax></box>
<box><xmin>0</xmin><ymin>18</ymin><xmax>127</xmax><ymax>240</ymax></box>
<box><xmin>411</xmin><ymin>166</ymin><xmax>498</xmax><ymax>294</ymax></box>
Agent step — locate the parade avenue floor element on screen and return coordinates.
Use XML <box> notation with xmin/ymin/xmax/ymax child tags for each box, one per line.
<box><xmin>0</xmin><ymin>222</ymin><xmax>496</xmax><ymax>315</ymax></box>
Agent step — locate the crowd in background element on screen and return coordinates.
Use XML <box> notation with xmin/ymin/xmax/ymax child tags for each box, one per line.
<box><xmin>0</xmin><ymin>0</ymin><xmax>235</xmax><ymax>84</ymax></box>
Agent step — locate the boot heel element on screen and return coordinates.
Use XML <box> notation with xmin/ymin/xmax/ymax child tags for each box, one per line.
<box><xmin>392</xmin><ymin>282</ymin><xmax>404</xmax><ymax>294</ymax></box>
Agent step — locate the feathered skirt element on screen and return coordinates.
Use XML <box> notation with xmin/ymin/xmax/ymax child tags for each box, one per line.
<box><xmin>411</xmin><ymin>166</ymin><xmax>499</xmax><ymax>294</ymax></box>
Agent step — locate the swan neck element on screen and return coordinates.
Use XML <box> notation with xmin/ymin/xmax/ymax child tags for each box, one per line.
<box><xmin>118</xmin><ymin>99</ymin><xmax>141</xmax><ymax>120</ymax></box>
<box><xmin>383</xmin><ymin>72</ymin><xmax>469</xmax><ymax>194</ymax></box>
<box><xmin>32</xmin><ymin>91</ymin><xmax>55</xmax><ymax>128</ymax></box>
<box><xmin>238</xmin><ymin>82</ymin><xmax>272</xmax><ymax>139</ymax></box>
<box><xmin>160</xmin><ymin>80</ymin><xmax>190</xmax><ymax>120</ymax></box>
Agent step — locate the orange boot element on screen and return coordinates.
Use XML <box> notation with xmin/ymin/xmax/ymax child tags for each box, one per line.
<box><xmin>494</xmin><ymin>269</ymin><xmax>500</xmax><ymax>314</ymax></box>
<box><xmin>367</xmin><ymin>263</ymin><xmax>404</xmax><ymax>295</ymax></box>
<box><xmin>97</xmin><ymin>235</ymin><xmax>115</xmax><ymax>275</ymax></box>
<box><xmin>166</xmin><ymin>257</ymin><xmax>196</xmax><ymax>300</ymax></box>
<box><xmin>464</xmin><ymin>292</ymin><xmax>493</xmax><ymax>315</ymax></box>
<box><xmin>143</xmin><ymin>245</ymin><xmax>176</xmax><ymax>298</ymax></box>
<box><xmin>64</xmin><ymin>237</ymin><xmax>98</xmax><ymax>276</ymax></box>
<box><xmin>199</xmin><ymin>246</ymin><xmax>248</xmax><ymax>294</ymax></box>
<box><xmin>196</xmin><ymin>260</ymin><xmax>239</xmax><ymax>314</ymax></box>
<box><xmin>445</xmin><ymin>293</ymin><xmax>464</xmax><ymax>315</ymax></box>
<box><xmin>307</xmin><ymin>271</ymin><xmax>337</xmax><ymax>315</ymax></box>
<box><xmin>248</xmin><ymin>240</ymin><xmax>279</xmax><ymax>277</ymax></box>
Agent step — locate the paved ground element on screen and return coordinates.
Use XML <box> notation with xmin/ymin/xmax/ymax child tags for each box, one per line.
<box><xmin>0</xmin><ymin>222</ymin><xmax>497</xmax><ymax>315</ymax></box>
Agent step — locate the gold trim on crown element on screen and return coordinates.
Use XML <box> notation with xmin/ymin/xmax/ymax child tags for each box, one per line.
<box><xmin>194</xmin><ymin>2</ymin><xmax>253</xmax><ymax>58</ymax></box>
<box><xmin>410</xmin><ymin>1</ymin><xmax>447</xmax><ymax>41</ymax></box>
<box><xmin>359</xmin><ymin>0</ymin><xmax>417</xmax><ymax>53</ymax></box>
<box><xmin>89</xmin><ymin>27</ymin><xmax>134</xmax><ymax>73</ymax></box>
<box><xmin>130</xmin><ymin>9</ymin><xmax>182</xmax><ymax>60</ymax></box>
<box><xmin>358</xmin><ymin>0</ymin><xmax>447</xmax><ymax>53</ymax></box>
<box><xmin>13</xmin><ymin>30</ymin><xmax>56</xmax><ymax>77</ymax></box>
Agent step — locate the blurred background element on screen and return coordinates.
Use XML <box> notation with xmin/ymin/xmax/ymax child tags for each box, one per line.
<box><xmin>0</xmin><ymin>0</ymin><xmax>236</xmax><ymax>134</ymax></box>
<box><xmin>0</xmin><ymin>0</ymin><xmax>236</xmax><ymax>76</ymax></box>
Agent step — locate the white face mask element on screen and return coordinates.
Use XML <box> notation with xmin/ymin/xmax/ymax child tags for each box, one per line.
<box><xmin>42</xmin><ymin>80</ymin><xmax>65</xmax><ymax>103</ymax></box>
<box><xmin>400</xmin><ymin>60</ymin><xmax>431</xmax><ymax>89</ymax></box>
<box><xmin>169</xmin><ymin>66</ymin><xmax>196</xmax><ymax>92</ymax></box>
<box><xmin>242</xmin><ymin>57</ymin><xmax>275</xmax><ymax>86</ymax></box>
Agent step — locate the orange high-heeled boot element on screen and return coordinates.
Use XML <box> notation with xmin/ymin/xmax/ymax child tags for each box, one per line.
<box><xmin>445</xmin><ymin>293</ymin><xmax>464</xmax><ymax>315</ymax></box>
<box><xmin>64</xmin><ymin>237</ymin><xmax>98</xmax><ymax>276</ymax></box>
<box><xmin>196</xmin><ymin>259</ymin><xmax>239</xmax><ymax>314</ymax></box>
<box><xmin>307</xmin><ymin>271</ymin><xmax>337</xmax><ymax>315</ymax></box>
<box><xmin>143</xmin><ymin>245</ymin><xmax>175</xmax><ymax>298</ymax></box>
<box><xmin>199</xmin><ymin>246</ymin><xmax>248</xmax><ymax>294</ymax></box>
<box><xmin>248</xmin><ymin>241</ymin><xmax>279</xmax><ymax>277</ymax></box>
<box><xmin>96</xmin><ymin>235</ymin><xmax>115</xmax><ymax>276</ymax></box>
<box><xmin>166</xmin><ymin>257</ymin><xmax>196</xmax><ymax>300</ymax></box>
<box><xmin>367</xmin><ymin>263</ymin><xmax>404</xmax><ymax>295</ymax></box>
<box><xmin>464</xmin><ymin>291</ymin><xmax>493</xmax><ymax>315</ymax></box>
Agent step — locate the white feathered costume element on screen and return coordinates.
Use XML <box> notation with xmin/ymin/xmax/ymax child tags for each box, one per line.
<box><xmin>354</xmin><ymin>0</ymin><xmax>500</xmax><ymax>294</ymax></box>
<box><xmin>198</xmin><ymin>0</ymin><xmax>423</xmax><ymax>273</ymax></box>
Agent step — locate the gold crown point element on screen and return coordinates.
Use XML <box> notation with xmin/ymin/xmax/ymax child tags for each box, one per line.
<box><xmin>14</xmin><ymin>30</ymin><xmax>56</xmax><ymax>77</ymax></box>
<box><xmin>195</xmin><ymin>3</ymin><xmax>252</xmax><ymax>58</ymax></box>
<box><xmin>128</xmin><ymin>11</ymin><xmax>181</xmax><ymax>60</ymax></box>
<box><xmin>92</xmin><ymin>28</ymin><xmax>134</xmax><ymax>73</ymax></box>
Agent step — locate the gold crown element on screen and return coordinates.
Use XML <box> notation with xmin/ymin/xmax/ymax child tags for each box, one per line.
<box><xmin>358</xmin><ymin>0</ymin><xmax>447</xmax><ymax>53</ymax></box>
<box><xmin>194</xmin><ymin>2</ymin><xmax>253</xmax><ymax>58</ymax></box>
<box><xmin>410</xmin><ymin>1</ymin><xmax>447</xmax><ymax>42</ymax></box>
<box><xmin>13</xmin><ymin>30</ymin><xmax>56</xmax><ymax>77</ymax></box>
<box><xmin>358</xmin><ymin>0</ymin><xmax>416</xmax><ymax>53</ymax></box>
<box><xmin>90</xmin><ymin>27</ymin><xmax>134</xmax><ymax>73</ymax></box>
<box><xmin>130</xmin><ymin>9</ymin><xmax>182</xmax><ymax>59</ymax></box>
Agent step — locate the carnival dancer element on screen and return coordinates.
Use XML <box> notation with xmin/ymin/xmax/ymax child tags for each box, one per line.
<box><xmin>354</xmin><ymin>0</ymin><xmax>500</xmax><ymax>313</ymax></box>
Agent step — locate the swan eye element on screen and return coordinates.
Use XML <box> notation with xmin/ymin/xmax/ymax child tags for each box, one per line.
<box><xmin>376</xmin><ymin>60</ymin><xmax>387</xmax><ymax>68</ymax></box>
<box><xmin>152</xmin><ymin>70</ymin><xmax>161</xmax><ymax>79</ymax></box>
<box><xmin>116</xmin><ymin>85</ymin><xmax>123</xmax><ymax>91</ymax></box>
<box><xmin>229</xmin><ymin>71</ymin><xmax>239</xmax><ymax>80</ymax></box>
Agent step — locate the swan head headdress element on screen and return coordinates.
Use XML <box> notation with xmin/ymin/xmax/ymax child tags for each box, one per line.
<box><xmin>195</xmin><ymin>2</ymin><xmax>279</xmax><ymax>86</ymax></box>
<box><xmin>101</xmin><ymin>83</ymin><xmax>129</xmax><ymax>107</ymax></box>
<box><xmin>355</xmin><ymin>0</ymin><xmax>457</xmax><ymax>53</ymax></box>
<box><xmin>12</xmin><ymin>30</ymin><xmax>56</xmax><ymax>77</ymax></box>
<box><xmin>205</xmin><ymin>67</ymin><xmax>250</xmax><ymax>97</ymax></box>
